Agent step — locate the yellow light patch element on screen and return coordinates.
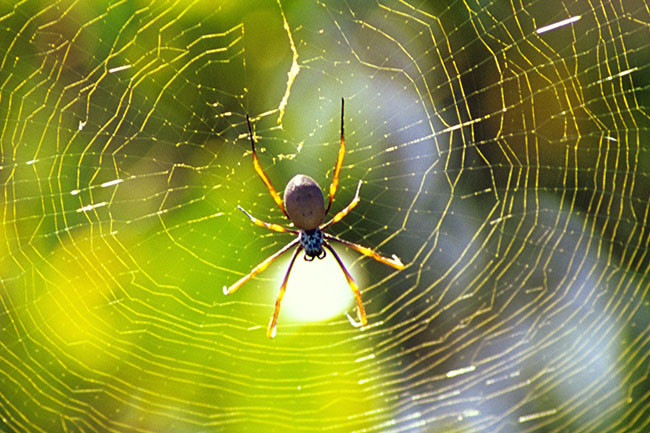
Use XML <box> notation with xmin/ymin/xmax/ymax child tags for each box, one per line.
<box><xmin>277</xmin><ymin>248</ymin><xmax>365</xmax><ymax>324</ymax></box>
<box><xmin>32</xmin><ymin>229</ymin><xmax>125</xmax><ymax>368</ymax></box>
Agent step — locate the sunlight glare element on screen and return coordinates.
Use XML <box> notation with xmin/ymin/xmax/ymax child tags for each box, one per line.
<box><xmin>276</xmin><ymin>249</ymin><xmax>363</xmax><ymax>323</ymax></box>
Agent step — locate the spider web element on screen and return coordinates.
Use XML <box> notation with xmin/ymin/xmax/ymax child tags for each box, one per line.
<box><xmin>1</xmin><ymin>0</ymin><xmax>649</xmax><ymax>432</ymax></box>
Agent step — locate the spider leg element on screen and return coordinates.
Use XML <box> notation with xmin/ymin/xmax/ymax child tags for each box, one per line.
<box><xmin>324</xmin><ymin>233</ymin><xmax>405</xmax><ymax>270</ymax></box>
<box><xmin>267</xmin><ymin>245</ymin><xmax>303</xmax><ymax>339</ymax></box>
<box><xmin>323</xmin><ymin>241</ymin><xmax>367</xmax><ymax>327</ymax></box>
<box><xmin>322</xmin><ymin>180</ymin><xmax>362</xmax><ymax>229</ymax></box>
<box><xmin>223</xmin><ymin>238</ymin><xmax>300</xmax><ymax>295</ymax></box>
<box><xmin>326</xmin><ymin>98</ymin><xmax>345</xmax><ymax>214</ymax></box>
<box><xmin>246</xmin><ymin>115</ymin><xmax>288</xmax><ymax>217</ymax></box>
<box><xmin>237</xmin><ymin>205</ymin><xmax>297</xmax><ymax>234</ymax></box>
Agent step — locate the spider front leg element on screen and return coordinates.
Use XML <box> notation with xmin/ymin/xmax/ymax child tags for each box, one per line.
<box><xmin>322</xmin><ymin>180</ymin><xmax>362</xmax><ymax>229</ymax></box>
<box><xmin>223</xmin><ymin>238</ymin><xmax>300</xmax><ymax>295</ymax></box>
<box><xmin>326</xmin><ymin>98</ymin><xmax>346</xmax><ymax>214</ymax></box>
<box><xmin>246</xmin><ymin>115</ymin><xmax>288</xmax><ymax>217</ymax></box>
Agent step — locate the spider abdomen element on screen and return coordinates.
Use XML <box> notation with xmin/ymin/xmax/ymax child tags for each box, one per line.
<box><xmin>300</xmin><ymin>228</ymin><xmax>325</xmax><ymax>259</ymax></box>
<box><xmin>283</xmin><ymin>174</ymin><xmax>326</xmax><ymax>230</ymax></box>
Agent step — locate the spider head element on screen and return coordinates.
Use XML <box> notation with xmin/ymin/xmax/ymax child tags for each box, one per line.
<box><xmin>300</xmin><ymin>228</ymin><xmax>325</xmax><ymax>260</ymax></box>
<box><xmin>284</xmin><ymin>174</ymin><xmax>326</xmax><ymax>230</ymax></box>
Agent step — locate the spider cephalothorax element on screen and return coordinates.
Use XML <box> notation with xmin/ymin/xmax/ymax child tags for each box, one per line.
<box><xmin>300</xmin><ymin>229</ymin><xmax>325</xmax><ymax>260</ymax></box>
<box><xmin>223</xmin><ymin>99</ymin><xmax>405</xmax><ymax>338</ymax></box>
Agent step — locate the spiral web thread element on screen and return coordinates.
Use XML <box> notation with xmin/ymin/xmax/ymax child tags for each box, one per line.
<box><xmin>0</xmin><ymin>1</ymin><xmax>649</xmax><ymax>432</ymax></box>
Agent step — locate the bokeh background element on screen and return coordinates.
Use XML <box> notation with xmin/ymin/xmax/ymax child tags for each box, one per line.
<box><xmin>1</xmin><ymin>0</ymin><xmax>649</xmax><ymax>432</ymax></box>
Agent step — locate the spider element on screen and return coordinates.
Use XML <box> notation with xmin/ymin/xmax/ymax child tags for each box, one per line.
<box><xmin>223</xmin><ymin>99</ymin><xmax>404</xmax><ymax>338</ymax></box>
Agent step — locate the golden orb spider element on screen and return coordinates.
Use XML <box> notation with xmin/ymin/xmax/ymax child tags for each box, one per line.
<box><xmin>223</xmin><ymin>99</ymin><xmax>404</xmax><ymax>338</ymax></box>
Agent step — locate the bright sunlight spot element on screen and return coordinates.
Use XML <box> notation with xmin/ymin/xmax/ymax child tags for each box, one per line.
<box><xmin>277</xmin><ymin>248</ymin><xmax>363</xmax><ymax>323</ymax></box>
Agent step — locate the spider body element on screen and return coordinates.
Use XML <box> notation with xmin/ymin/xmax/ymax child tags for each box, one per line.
<box><xmin>300</xmin><ymin>228</ymin><xmax>325</xmax><ymax>260</ymax></box>
<box><xmin>224</xmin><ymin>99</ymin><xmax>405</xmax><ymax>338</ymax></box>
<box><xmin>285</xmin><ymin>174</ymin><xmax>327</xmax><ymax>260</ymax></box>
<box><xmin>284</xmin><ymin>174</ymin><xmax>325</xmax><ymax>230</ymax></box>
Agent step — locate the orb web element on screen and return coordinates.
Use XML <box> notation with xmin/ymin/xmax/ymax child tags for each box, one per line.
<box><xmin>0</xmin><ymin>0</ymin><xmax>649</xmax><ymax>432</ymax></box>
